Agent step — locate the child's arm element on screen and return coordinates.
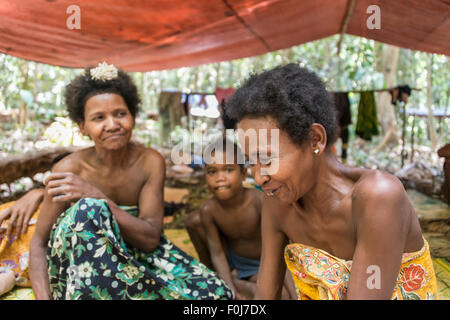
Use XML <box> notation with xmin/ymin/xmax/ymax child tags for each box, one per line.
<box><xmin>200</xmin><ymin>205</ymin><xmax>243</xmax><ymax>299</ymax></box>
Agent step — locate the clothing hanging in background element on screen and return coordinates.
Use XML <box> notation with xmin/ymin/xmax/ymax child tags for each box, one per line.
<box><xmin>158</xmin><ymin>91</ymin><xmax>184</xmax><ymax>144</ymax></box>
<box><xmin>390</xmin><ymin>85</ymin><xmax>412</xmax><ymax>105</ymax></box>
<box><xmin>331</xmin><ymin>92</ymin><xmax>351</xmax><ymax>160</ymax></box>
<box><xmin>215</xmin><ymin>87</ymin><xmax>236</xmax><ymax>130</ymax></box>
<box><xmin>198</xmin><ymin>94</ymin><xmax>208</xmax><ymax>109</ymax></box>
<box><xmin>215</xmin><ymin>87</ymin><xmax>235</xmax><ymax>106</ymax></box>
<box><xmin>186</xmin><ymin>93</ymin><xmax>212</xmax><ymax>110</ymax></box>
<box><xmin>355</xmin><ymin>91</ymin><xmax>379</xmax><ymax>141</ymax></box>
<box><xmin>182</xmin><ymin>93</ymin><xmax>189</xmax><ymax>117</ymax></box>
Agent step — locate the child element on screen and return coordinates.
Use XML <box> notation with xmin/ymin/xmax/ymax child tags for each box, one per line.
<box><xmin>185</xmin><ymin>137</ymin><xmax>296</xmax><ymax>299</ymax></box>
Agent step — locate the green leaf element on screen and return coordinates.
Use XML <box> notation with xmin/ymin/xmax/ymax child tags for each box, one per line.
<box><xmin>78</xmin><ymin>230</ymin><xmax>95</xmax><ymax>241</ymax></box>
<box><xmin>399</xmin><ymin>286</ymin><xmax>421</xmax><ymax>300</ymax></box>
<box><xmin>89</xmin><ymin>286</ymin><xmax>112</xmax><ymax>300</ymax></box>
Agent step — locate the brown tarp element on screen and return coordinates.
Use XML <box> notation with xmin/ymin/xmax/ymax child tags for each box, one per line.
<box><xmin>0</xmin><ymin>0</ymin><xmax>449</xmax><ymax>71</ymax></box>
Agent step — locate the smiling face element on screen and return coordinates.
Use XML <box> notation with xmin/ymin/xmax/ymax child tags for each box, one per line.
<box><xmin>78</xmin><ymin>93</ymin><xmax>135</xmax><ymax>150</ymax></box>
<box><xmin>204</xmin><ymin>151</ymin><xmax>247</xmax><ymax>201</ymax></box>
<box><xmin>238</xmin><ymin>116</ymin><xmax>319</xmax><ymax>204</ymax></box>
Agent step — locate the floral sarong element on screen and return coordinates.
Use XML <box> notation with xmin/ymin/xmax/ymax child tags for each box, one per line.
<box><xmin>284</xmin><ymin>238</ymin><xmax>437</xmax><ymax>300</ymax></box>
<box><xmin>47</xmin><ymin>198</ymin><xmax>234</xmax><ymax>300</ymax></box>
<box><xmin>0</xmin><ymin>201</ymin><xmax>40</xmax><ymax>288</ymax></box>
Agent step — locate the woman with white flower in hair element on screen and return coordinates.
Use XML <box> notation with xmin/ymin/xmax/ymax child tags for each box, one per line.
<box><xmin>29</xmin><ymin>62</ymin><xmax>234</xmax><ymax>300</ymax></box>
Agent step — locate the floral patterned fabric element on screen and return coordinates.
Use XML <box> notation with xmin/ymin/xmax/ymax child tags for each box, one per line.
<box><xmin>0</xmin><ymin>287</ymin><xmax>34</xmax><ymax>300</ymax></box>
<box><xmin>47</xmin><ymin>198</ymin><xmax>234</xmax><ymax>300</ymax></box>
<box><xmin>0</xmin><ymin>201</ymin><xmax>40</xmax><ymax>288</ymax></box>
<box><xmin>285</xmin><ymin>238</ymin><xmax>437</xmax><ymax>300</ymax></box>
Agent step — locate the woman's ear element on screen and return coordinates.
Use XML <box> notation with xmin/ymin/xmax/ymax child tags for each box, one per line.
<box><xmin>309</xmin><ymin>123</ymin><xmax>327</xmax><ymax>156</ymax></box>
<box><xmin>78</xmin><ymin>121</ymin><xmax>88</xmax><ymax>137</ymax></box>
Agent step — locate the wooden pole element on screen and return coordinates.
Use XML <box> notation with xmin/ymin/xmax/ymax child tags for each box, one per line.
<box><xmin>426</xmin><ymin>54</ymin><xmax>438</xmax><ymax>150</ymax></box>
<box><xmin>336</xmin><ymin>0</ymin><xmax>356</xmax><ymax>57</ymax></box>
<box><xmin>335</xmin><ymin>0</ymin><xmax>355</xmax><ymax>90</ymax></box>
<box><xmin>410</xmin><ymin>115</ymin><xmax>416</xmax><ymax>162</ymax></box>
<box><xmin>401</xmin><ymin>103</ymin><xmax>407</xmax><ymax>167</ymax></box>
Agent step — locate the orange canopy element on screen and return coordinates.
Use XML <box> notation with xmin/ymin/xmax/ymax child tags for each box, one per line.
<box><xmin>0</xmin><ymin>0</ymin><xmax>449</xmax><ymax>71</ymax></box>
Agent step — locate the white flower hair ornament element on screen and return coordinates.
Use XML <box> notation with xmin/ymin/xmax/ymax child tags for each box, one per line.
<box><xmin>90</xmin><ymin>62</ymin><xmax>118</xmax><ymax>81</ymax></box>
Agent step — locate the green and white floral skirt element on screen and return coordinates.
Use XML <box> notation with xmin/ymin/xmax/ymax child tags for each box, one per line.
<box><xmin>47</xmin><ymin>198</ymin><xmax>234</xmax><ymax>300</ymax></box>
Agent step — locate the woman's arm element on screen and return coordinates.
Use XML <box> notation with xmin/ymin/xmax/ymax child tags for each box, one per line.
<box><xmin>30</xmin><ymin>157</ymin><xmax>81</xmax><ymax>300</ymax></box>
<box><xmin>254</xmin><ymin>197</ymin><xmax>288</xmax><ymax>300</ymax></box>
<box><xmin>346</xmin><ymin>173</ymin><xmax>411</xmax><ymax>299</ymax></box>
<box><xmin>108</xmin><ymin>150</ymin><xmax>166</xmax><ymax>252</ymax></box>
<box><xmin>29</xmin><ymin>195</ymin><xmax>68</xmax><ymax>300</ymax></box>
<box><xmin>0</xmin><ymin>188</ymin><xmax>44</xmax><ymax>242</ymax></box>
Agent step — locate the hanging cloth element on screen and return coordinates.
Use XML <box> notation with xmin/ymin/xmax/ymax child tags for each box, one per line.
<box><xmin>355</xmin><ymin>91</ymin><xmax>379</xmax><ymax>140</ymax></box>
<box><xmin>331</xmin><ymin>92</ymin><xmax>351</xmax><ymax>159</ymax></box>
<box><xmin>198</xmin><ymin>94</ymin><xmax>208</xmax><ymax>109</ymax></box>
<box><xmin>215</xmin><ymin>87</ymin><xmax>235</xmax><ymax>105</ymax></box>
<box><xmin>215</xmin><ymin>87</ymin><xmax>236</xmax><ymax>130</ymax></box>
<box><xmin>390</xmin><ymin>85</ymin><xmax>412</xmax><ymax>105</ymax></box>
<box><xmin>157</xmin><ymin>91</ymin><xmax>183</xmax><ymax>144</ymax></box>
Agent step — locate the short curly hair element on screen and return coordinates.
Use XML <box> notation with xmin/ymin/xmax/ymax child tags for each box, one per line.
<box><xmin>226</xmin><ymin>64</ymin><xmax>338</xmax><ymax>146</ymax></box>
<box><xmin>64</xmin><ymin>68</ymin><xmax>140</xmax><ymax>123</ymax></box>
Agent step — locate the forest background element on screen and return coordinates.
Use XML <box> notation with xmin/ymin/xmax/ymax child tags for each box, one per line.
<box><xmin>0</xmin><ymin>34</ymin><xmax>449</xmax><ymax>195</ymax></box>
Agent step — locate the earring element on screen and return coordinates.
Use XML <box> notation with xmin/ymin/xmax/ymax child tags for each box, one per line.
<box><xmin>314</xmin><ymin>148</ymin><xmax>319</xmax><ymax>154</ymax></box>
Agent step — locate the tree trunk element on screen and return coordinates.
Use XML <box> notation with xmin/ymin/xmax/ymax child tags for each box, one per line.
<box><xmin>374</xmin><ymin>44</ymin><xmax>400</xmax><ymax>152</ymax></box>
<box><xmin>226</xmin><ymin>61</ymin><xmax>234</xmax><ymax>87</ymax></box>
<box><xmin>19</xmin><ymin>61</ymin><xmax>30</xmax><ymax>127</ymax></box>
<box><xmin>437</xmin><ymin>58</ymin><xmax>450</xmax><ymax>144</ymax></box>
<box><xmin>192</xmin><ymin>67</ymin><xmax>199</xmax><ymax>91</ymax></box>
<box><xmin>215</xmin><ymin>62</ymin><xmax>221</xmax><ymax>87</ymax></box>
<box><xmin>426</xmin><ymin>54</ymin><xmax>438</xmax><ymax>150</ymax></box>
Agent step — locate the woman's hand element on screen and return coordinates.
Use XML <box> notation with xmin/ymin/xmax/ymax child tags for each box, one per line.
<box><xmin>44</xmin><ymin>172</ymin><xmax>106</xmax><ymax>203</ymax></box>
<box><xmin>0</xmin><ymin>188</ymin><xmax>44</xmax><ymax>243</ymax></box>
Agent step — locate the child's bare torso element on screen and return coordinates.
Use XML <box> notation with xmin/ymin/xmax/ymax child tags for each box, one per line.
<box><xmin>208</xmin><ymin>188</ymin><xmax>263</xmax><ymax>260</ymax></box>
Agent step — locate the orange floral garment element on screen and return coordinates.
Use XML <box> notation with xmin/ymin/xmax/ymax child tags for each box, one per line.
<box><xmin>0</xmin><ymin>201</ymin><xmax>40</xmax><ymax>287</ymax></box>
<box><xmin>284</xmin><ymin>238</ymin><xmax>437</xmax><ymax>300</ymax></box>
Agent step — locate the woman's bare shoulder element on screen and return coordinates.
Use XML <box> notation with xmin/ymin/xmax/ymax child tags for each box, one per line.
<box><xmin>353</xmin><ymin>169</ymin><xmax>405</xmax><ymax>199</ymax></box>
<box><xmin>351</xmin><ymin>169</ymin><xmax>410</xmax><ymax>222</ymax></box>
<box><xmin>51</xmin><ymin>149</ymin><xmax>91</xmax><ymax>174</ymax></box>
<box><xmin>140</xmin><ymin>146</ymin><xmax>164</xmax><ymax>164</ymax></box>
<box><xmin>135</xmin><ymin>146</ymin><xmax>166</xmax><ymax>176</ymax></box>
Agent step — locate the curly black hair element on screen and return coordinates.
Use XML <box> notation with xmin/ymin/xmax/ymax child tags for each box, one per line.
<box><xmin>64</xmin><ymin>68</ymin><xmax>140</xmax><ymax>123</ymax></box>
<box><xmin>226</xmin><ymin>63</ymin><xmax>338</xmax><ymax>146</ymax></box>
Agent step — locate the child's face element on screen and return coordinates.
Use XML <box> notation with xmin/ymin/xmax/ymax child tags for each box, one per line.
<box><xmin>205</xmin><ymin>152</ymin><xmax>246</xmax><ymax>201</ymax></box>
